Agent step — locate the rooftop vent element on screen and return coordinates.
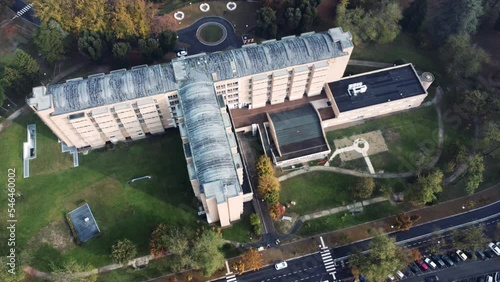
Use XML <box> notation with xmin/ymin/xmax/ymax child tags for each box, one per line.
<box><xmin>348</xmin><ymin>82</ymin><xmax>367</xmax><ymax>96</ymax></box>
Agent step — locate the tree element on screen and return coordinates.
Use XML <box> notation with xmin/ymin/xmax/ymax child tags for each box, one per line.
<box><xmin>263</xmin><ymin>187</ymin><xmax>280</xmax><ymax>203</ymax></box>
<box><xmin>406</xmin><ymin>248</ymin><xmax>422</xmax><ymax>261</ymax></box>
<box><xmin>394</xmin><ymin>213</ymin><xmax>421</xmax><ymax>231</ymax></box>
<box><xmin>283</xmin><ymin>0</ymin><xmax>319</xmax><ymax>33</ymax></box>
<box><xmin>350</xmin><ymin>177</ymin><xmax>375</xmax><ymax>202</ymax></box>
<box><xmin>189</xmin><ymin>229</ymin><xmax>225</xmax><ymax>276</ymax></box>
<box><xmin>78</xmin><ymin>31</ymin><xmax>103</xmax><ymax>61</ymax></box>
<box><xmin>151</xmin><ymin>15</ymin><xmax>171</xmax><ymax>34</ymax></box>
<box><xmin>431</xmin><ymin>0</ymin><xmax>484</xmax><ymax>45</ymax></box>
<box><xmin>458</xmin><ymin>89</ymin><xmax>491</xmax><ymax>118</ymax></box>
<box><xmin>258</xmin><ymin>174</ymin><xmax>280</xmax><ymax>196</ymax></box>
<box><xmin>150</xmin><ymin>223</ymin><xmax>168</xmax><ymax>257</ymax></box>
<box><xmin>0</xmin><ymin>85</ymin><xmax>5</xmax><ymax>108</ymax></box>
<box><xmin>138</xmin><ymin>38</ymin><xmax>162</xmax><ymax>62</ymax></box>
<box><xmin>440</xmin><ymin>34</ymin><xmax>489</xmax><ymax>79</ymax></box>
<box><xmin>400</xmin><ymin>0</ymin><xmax>427</xmax><ymax>33</ymax></box>
<box><xmin>482</xmin><ymin>121</ymin><xmax>500</xmax><ymax>154</ymax></box>
<box><xmin>2</xmin><ymin>50</ymin><xmax>40</xmax><ymax>97</ymax></box>
<box><xmin>256</xmin><ymin>7</ymin><xmax>277</xmax><ymax>39</ymax></box>
<box><xmin>451</xmin><ymin>226</ymin><xmax>487</xmax><ymax>251</ymax></box>
<box><xmin>112</xmin><ymin>42</ymin><xmax>131</xmax><ymax>61</ymax></box>
<box><xmin>111</xmin><ymin>239</ymin><xmax>138</xmax><ymax>264</ymax></box>
<box><xmin>158</xmin><ymin>30</ymin><xmax>177</xmax><ymax>52</ymax></box>
<box><xmin>269</xmin><ymin>202</ymin><xmax>286</xmax><ymax>220</ymax></box>
<box><xmin>34</xmin><ymin>22</ymin><xmax>66</xmax><ymax>63</ymax></box>
<box><xmin>465</xmin><ymin>154</ymin><xmax>484</xmax><ymax>195</ymax></box>
<box><xmin>408</xmin><ymin>170</ymin><xmax>444</xmax><ymax>205</ymax></box>
<box><xmin>232</xmin><ymin>260</ymin><xmax>245</xmax><ymax>275</ymax></box>
<box><xmin>241</xmin><ymin>248</ymin><xmax>264</xmax><ymax>271</ymax></box>
<box><xmin>249</xmin><ymin>213</ymin><xmax>262</xmax><ymax>236</ymax></box>
<box><xmin>256</xmin><ymin>155</ymin><xmax>274</xmax><ymax>177</ymax></box>
<box><xmin>163</xmin><ymin>227</ymin><xmax>190</xmax><ymax>256</ymax></box>
<box><xmin>51</xmin><ymin>259</ymin><xmax>97</xmax><ymax>282</ymax></box>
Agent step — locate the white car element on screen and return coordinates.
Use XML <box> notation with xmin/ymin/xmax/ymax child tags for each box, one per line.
<box><xmin>176</xmin><ymin>50</ymin><xmax>188</xmax><ymax>57</ymax></box>
<box><xmin>396</xmin><ymin>270</ymin><xmax>405</xmax><ymax>279</ymax></box>
<box><xmin>275</xmin><ymin>261</ymin><xmax>288</xmax><ymax>270</ymax></box>
<box><xmin>424</xmin><ymin>257</ymin><xmax>437</xmax><ymax>269</ymax></box>
<box><xmin>488</xmin><ymin>242</ymin><xmax>500</xmax><ymax>256</ymax></box>
<box><xmin>456</xmin><ymin>250</ymin><xmax>468</xmax><ymax>261</ymax></box>
<box><xmin>387</xmin><ymin>274</ymin><xmax>395</xmax><ymax>281</ymax></box>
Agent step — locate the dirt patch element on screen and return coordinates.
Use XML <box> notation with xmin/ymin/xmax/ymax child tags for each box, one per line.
<box><xmin>383</xmin><ymin>129</ymin><xmax>401</xmax><ymax>143</ymax></box>
<box><xmin>333</xmin><ymin>130</ymin><xmax>389</xmax><ymax>161</ymax></box>
<box><xmin>27</xmin><ymin>220</ymin><xmax>73</xmax><ymax>252</ymax></box>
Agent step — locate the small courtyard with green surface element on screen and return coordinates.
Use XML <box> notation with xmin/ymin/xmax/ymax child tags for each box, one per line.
<box><xmin>0</xmin><ymin>113</ymin><xmax>199</xmax><ymax>271</ymax></box>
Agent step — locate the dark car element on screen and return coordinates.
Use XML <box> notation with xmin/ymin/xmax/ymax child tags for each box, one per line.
<box><xmin>450</xmin><ymin>252</ymin><xmax>461</xmax><ymax>263</ymax></box>
<box><xmin>441</xmin><ymin>255</ymin><xmax>455</xmax><ymax>266</ymax></box>
<box><xmin>425</xmin><ymin>276</ymin><xmax>440</xmax><ymax>282</ymax></box>
<box><xmin>484</xmin><ymin>249</ymin><xmax>495</xmax><ymax>259</ymax></box>
<box><xmin>409</xmin><ymin>263</ymin><xmax>420</xmax><ymax>274</ymax></box>
<box><xmin>477</xmin><ymin>276</ymin><xmax>486</xmax><ymax>282</ymax></box>
<box><xmin>476</xmin><ymin>250</ymin><xmax>486</xmax><ymax>260</ymax></box>
<box><xmin>432</xmin><ymin>255</ymin><xmax>446</xmax><ymax>268</ymax></box>
<box><xmin>403</xmin><ymin>268</ymin><xmax>413</xmax><ymax>277</ymax></box>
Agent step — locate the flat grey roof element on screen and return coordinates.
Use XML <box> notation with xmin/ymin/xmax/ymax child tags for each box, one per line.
<box><xmin>67</xmin><ymin>203</ymin><xmax>100</xmax><ymax>243</ymax></box>
<box><xmin>269</xmin><ymin>104</ymin><xmax>329</xmax><ymax>161</ymax></box>
<box><xmin>328</xmin><ymin>64</ymin><xmax>426</xmax><ymax>112</ymax></box>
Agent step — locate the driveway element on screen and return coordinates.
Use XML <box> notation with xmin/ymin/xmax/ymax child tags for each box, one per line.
<box><xmin>177</xmin><ymin>16</ymin><xmax>242</xmax><ymax>55</ymax></box>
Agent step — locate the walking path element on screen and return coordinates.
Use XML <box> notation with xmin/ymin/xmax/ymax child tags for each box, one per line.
<box><xmin>326</xmin><ymin>138</ymin><xmax>375</xmax><ymax>174</ymax></box>
<box><xmin>299</xmin><ymin>196</ymin><xmax>387</xmax><ymax>221</ymax></box>
<box><xmin>279</xmin><ymin>87</ymin><xmax>444</xmax><ymax>182</ymax></box>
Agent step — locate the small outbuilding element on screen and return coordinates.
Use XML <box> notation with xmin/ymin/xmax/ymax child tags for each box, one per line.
<box><xmin>67</xmin><ymin>203</ymin><xmax>101</xmax><ymax>243</ymax></box>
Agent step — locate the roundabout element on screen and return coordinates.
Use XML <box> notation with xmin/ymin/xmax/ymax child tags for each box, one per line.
<box><xmin>196</xmin><ymin>22</ymin><xmax>228</xmax><ymax>46</ymax></box>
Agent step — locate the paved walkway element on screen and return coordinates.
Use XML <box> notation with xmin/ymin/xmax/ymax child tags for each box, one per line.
<box><xmin>279</xmin><ymin>87</ymin><xmax>445</xmax><ymax>182</ymax></box>
<box><xmin>299</xmin><ymin>196</ymin><xmax>387</xmax><ymax>221</ymax></box>
<box><xmin>326</xmin><ymin>137</ymin><xmax>375</xmax><ymax>174</ymax></box>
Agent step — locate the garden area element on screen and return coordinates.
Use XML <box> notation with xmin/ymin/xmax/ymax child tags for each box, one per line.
<box><xmin>326</xmin><ymin>107</ymin><xmax>440</xmax><ymax>173</ymax></box>
<box><xmin>0</xmin><ymin>112</ymin><xmax>198</xmax><ymax>271</ymax></box>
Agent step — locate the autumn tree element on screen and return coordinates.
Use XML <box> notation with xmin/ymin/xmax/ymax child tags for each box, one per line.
<box><xmin>34</xmin><ymin>22</ymin><xmax>66</xmax><ymax>64</ymax></box>
<box><xmin>407</xmin><ymin>170</ymin><xmax>443</xmax><ymax>205</ymax></box>
<box><xmin>465</xmin><ymin>154</ymin><xmax>484</xmax><ymax>195</ymax></box>
<box><xmin>269</xmin><ymin>202</ymin><xmax>286</xmax><ymax>220</ymax></box>
<box><xmin>150</xmin><ymin>223</ymin><xmax>168</xmax><ymax>257</ymax></box>
<box><xmin>256</xmin><ymin>7</ymin><xmax>277</xmax><ymax>39</ymax></box>
<box><xmin>232</xmin><ymin>260</ymin><xmax>245</xmax><ymax>275</ymax></box>
<box><xmin>394</xmin><ymin>213</ymin><xmax>421</xmax><ymax>231</ymax></box>
<box><xmin>189</xmin><ymin>229</ymin><xmax>225</xmax><ymax>276</ymax></box>
<box><xmin>51</xmin><ymin>259</ymin><xmax>97</xmax><ymax>282</ymax></box>
<box><xmin>256</xmin><ymin>155</ymin><xmax>274</xmax><ymax>177</ymax></box>
<box><xmin>350</xmin><ymin>177</ymin><xmax>375</xmax><ymax>203</ymax></box>
<box><xmin>78</xmin><ymin>31</ymin><xmax>103</xmax><ymax>61</ymax></box>
<box><xmin>241</xmin><ymin>248</ymin><xmax>264</xmax><ymax>271</ymax></box>
<box><xmin>440</xmin><ymin>34</ymin><xmax>489</xmax><ymax>79</ymax></box>
<box><xmin>112</xmin><ymin>42</ymin><xmax>131</xmax><ymax>62</ymax></box>
<box><xmin>139</xmin><ymin>38</ymin><xmax>162</xmax><ymax>63</ymax></box>
<box><xmin>111</xmin><ymin>239</ymin><xmax>138</xmax><ymax>264</ymax></box>
<box><xmin>406</xmin><ymin>248</ymin><xmax>422</xmax><ymax>261</ymax></box>
<box><xmin>258</xmin><ymin>174</ymin><xmax>280</xmax><ymax>196</ymax></box>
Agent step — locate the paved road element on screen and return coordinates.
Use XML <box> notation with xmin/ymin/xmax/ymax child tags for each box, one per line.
<box><xmin>177</xmin><ymin>16</ymin><xmax>242</xmax><ymax>55</ymax></box>
<box><xmin>213</xmin><ymin>202</ymin><xmax>500</xmax><ymax>282</ymax></box>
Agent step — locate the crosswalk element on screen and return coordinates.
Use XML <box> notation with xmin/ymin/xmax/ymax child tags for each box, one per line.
<box><xmin>226</xmin><ymin>273</ymin><xmax>237</xmax><ymax>282</ymax></box>
<box><xmin>320</xmin><ymin>246</ymin><xmax>336</xmax><ymax>274</ymax></box>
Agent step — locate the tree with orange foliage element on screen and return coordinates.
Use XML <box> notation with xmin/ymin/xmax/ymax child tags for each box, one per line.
<box><xmin>149</xmin><ymin>223</ymin><xmax>168</xmax><ymax>257</ymax></box>
<box><xmin>406</xmin><ymin>248</ymin><xmax>422</xmax><ymax>261</ymax></box>
<box><xmin>269</xmin><ymin>202</ymin><xmax>285</xmax><ymax>221</ymax></box>
<box><xmin>242</xmin><ymin>248</ymin><xmax>264</xmax><ymax>271</ymax></box>
<box><xmin>232</xmin><ymin>260</ymin><xmax>245</xmax><ymax>275</ymax></box>
<box><xmin>394</xmin><ymin>213</ymin><xmax>421</xmax><ymax>231</ymax></box>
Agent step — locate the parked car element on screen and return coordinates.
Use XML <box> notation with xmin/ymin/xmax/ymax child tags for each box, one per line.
<box><xmin>449</xmin><ymin>252</ymin><xmax>461</xmax><ymax>263</ymax></box>
<box><xmin>477</xmin><ymin>276</ymin><xmax>486</xmax><ymax>282</ymax></box>
<box><xmin>475</xmin><ymin>249</ymin><xmax>486</xmax><ymax>260</ymax></box>
<box><xmin>175</xmin><ymin>48</ymin><xmax>188</xmax><ymax>57</ymax></box>
<box><xmin>486</xmin><ymin>275</ymin><xmax>493</xmax><ymax>282</ymax></box>
<box><xmin>488</xmin><ymin>242</ymin><xmax>500</xmax><ymax>256</ymax></box>
<box><xmin>275</xmin><ymin>261</ymin><xmax>287</xmax><ymax>270</ymax></box>
<box><xmin>396</xmin><ymin>270</ymin><xmax>405</xmax><ymax>280</ymax></box>
<box><xmin>425</xmin><ymin>276</ymin><xmax>439</xmax><ymax>282</ymax></box>
<box><xmin>424</xmin><ymin>258</ymin><xmax>438</xmax><ymax>269</ymax></box>
<box><xmin>441</xmin><ymin>255</ymin><xmax>455</xmax><ymax>266</ymax></box>
<box><xmin>388</xmin><ymin>274</ymin><xmax>395</xmax><ymax>281</ymax></box>
<box><xmin>409</xmin><ymin>263</ymin><xmax>420</xmax><ymax>274</ymax></box>
<box><xmin>484</xmin><ymin>249</ymin><xmax>495</xmax><ymax>259</ymax></box>
<box><xmin>416</xmin><ymin>259</ymin><xmax>429</xmax><ymax>271</ymax></box>
<box><xmin>432</xmin><ymin>255</ymin><xmax>446</xmax><ymax>268</ymax></box>
<box><xmin>456</xmin><ymin>250</ymin><xmax>468</xmax><ymax>261</ymax></box>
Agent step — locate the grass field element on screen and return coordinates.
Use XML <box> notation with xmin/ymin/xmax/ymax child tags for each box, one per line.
<box><xmin>221</xmin><ymin>216</ymin><xmax>254</xmax><ymax>243</ymax></box>
<box><xmin>298</xmin><ymin>201</ymin><xmax>403</xmax><ymax>236</ymax></box>
<box><xmin>0</xmin><ymin>113</ymin><xmax>198</xmax><ymax>271</ymax></box>
<box><xmin>199</xmin><ymin>24</ymin><xmax>224</xmax><ymax>42</ymax></box>
<box><xmin>326</xmin><ymin>107</ymin><xmax>439</xmax><ymax>173</ymax></box>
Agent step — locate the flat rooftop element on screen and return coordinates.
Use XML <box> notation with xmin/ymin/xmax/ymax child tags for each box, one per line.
<box><xmin>327</xmin><ymin>64</ymin><xmax>426</xmax><ymax>112</ymax></box>
<box><xmin>67</xmin><ymin>203</ymin><xmax>101</xmax><ymax>243</ymax></box>
<box><xmin>268</xmin><ymin>104</ymin><xmax>329</xmax><ymax>161</ymax></box>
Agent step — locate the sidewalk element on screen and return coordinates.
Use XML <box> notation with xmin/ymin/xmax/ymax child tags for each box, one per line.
<box><xmin>299</xmin><ymin>196</ymin><xmax>387</xmax><ymax>221</ymax></box>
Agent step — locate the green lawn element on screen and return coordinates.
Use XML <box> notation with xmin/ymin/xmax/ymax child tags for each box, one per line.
<box><xmin>199</xmin><ymin>24</ymin><xmax>224</xmax><ymax>42</ymax></box>
<box><xmin>326</xmin><ymin>107</ymin><xmax>439</xmax><ymax>173</ymax></box>
<box><xmin>298</xmin><ymin>201</ymin><xmax>403</xmax><ymax>236</ymax></box>
<box><xmin>351</xmin><ymin>33</ymin><xmax>443</xmax><ymax>77</ymax></box>
<box><xmin>221</xmin><ymin>215</ymin><xmax>254</xmax><ymax>243</ymax></box>
<box><xmin>280</xmin><ymin>172</ymin><xmax>355</xmax><ymax>215</ymax></box>
<box><xmin>0</xmin><ymin>113</ymin><xmax>197</xmax><ymax>271</ymax></box>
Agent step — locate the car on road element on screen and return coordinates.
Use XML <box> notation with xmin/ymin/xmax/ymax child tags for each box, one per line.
<box><xmin>424</xmin><ymin>257</ymin><xmax>438</xmax><ymax>269</ymax></box>
<box><xmin>488</xmin><ymin>242</ymin><xmax>500</xmax><ymax>256</ymax></box>
<box><xmin>416</xmin><ymin>259</ymin><xmax>429</xmax><ymax>271</ymax></box>
<box><xmin>425</xmin><ymin>276</ymin><xmax>439</xmax><ymax>282</ymax></box>
<box><xmin>450</xmin><ymin>252</ymin><xmax>461</xmax><ymax>263</ymax></box>
<box><xmin>456</xmin><ymin>250</ymin><xmax>468</xmax><ymax>261</ymax></box>
<box><xmin>441</xmin><ymin>255</ymin><xmax>455</xmax><ymax>266</ymax></box>
<box><xmin>274</xmin><ymin>261</ymin><xmax>287</xmax><ymax>270</ymax></box>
